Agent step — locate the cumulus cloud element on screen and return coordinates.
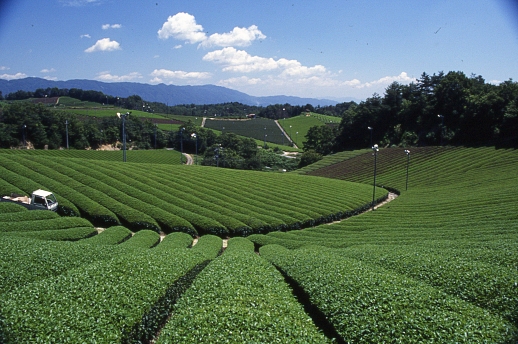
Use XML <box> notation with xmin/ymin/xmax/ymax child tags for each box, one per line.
<box><xmin>85</xmin><ymin>38</ymin><xmax>121</xmax><ymax>52</ymax></box>
<box><xmin>200</xmin><ymin>25</ymin><xmax>266</xmax><ymax>48</ymax></box>
<box><xmin>0</xmin><ymin>66</ymin><xmax>10</xmax><ymax>71</ymax></box>
<box><xmin>60</xmin><ymin>0</ymin><xmax>101</xmax><ymax>6</ymax></box>
<box><xmin>43</xmin><ymin>76</ymin><xmax>58</xmax><ymax>81</ymax></box>
<box><xmin>150</xmin><ymin>69</ymin><xmax>212</xmax><ymax>83</ymax></box>
<box><xmin>0</xmin><ymin>72</ymin><xmax>27</xmax><ymax>80</ymax></box>
<box><xmin>203</xmin><ymin>47</ymin><xmax>328</xmax><ymax>79</ymax></box>
<box><xmin>102</xmin><ymin>23</ymin><xmax>121</xmax><ymax>30</ymax></box>
<box><xmin>80</xmin><ymin>34</ymin><xmax>91</xmax><ymax>39</ymax></box>
<box><xmin>158</xmin><ymin>13</ymin><xmax>266</xmax><ymax>48</ymax></box>
<box><xmin>95</xmin><ymin>71</ymin><xmax>142</xmax><ymax>81</ymax></box>
<box><xmin>203</xmin><ymin>47</ymin><xmax>277</xmax><ymax>73</ymax></box>
<box><xmin>157</xmin><ymin>12</ymin><xmax>206</xmax><ymax>43</ymax></box>
<box><xmin>40</xmin><ymin>68</ymin><xmax>56</xmax><ymax>73</ymax></box>
<box><xmin>351</xmin><ymin>72</ymin><xmax>413</xmax><ymax>89</ymax></box>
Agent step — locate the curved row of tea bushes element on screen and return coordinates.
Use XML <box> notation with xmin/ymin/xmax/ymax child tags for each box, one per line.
<box><xmin>0</xmin><ymin>236</ymin><xmax>121</xmax><ymax>294</ymax></box>
<box><xmin>0</xmin><ymin>179</ymin><xmax>25</xmax><ymax>203</ymax></box>
<box><xmin>0</xmin><ymin>148</ymin><xmax>182</xmax><ymax>165</ymax></box>
<box><xmin>0</xmin><ymin>216</ymin><xmax>92</xmax><ymax>233</ymax></box>
<box><xmin>0</xmin><ymin>236</ymin><xmax>222</xmax><ymax>343</ymax></box>
<box><xmin>0</xmin><ymin>157</ymin><xmax>109</xmax><ymax>221</ymax></box>
<box><xmin>0</xmin><ymin>164</ymin><xmax>80</xmax><ymax>216</ymax></box>
<box><xmin>4</xmin><ymin>226</ymin><xmax>97</xmax><ymax>241</ymax></box>
<box><xmin>339</xmin><ymin>244</ymin><xmax>518</xmax><ymax>325</ymax></box>
<box><xmin>168</xmin><ymin>171</ymin><xmax>297</xmax><ymax>230</ymax></box>
<box><xmin>156</xmin><ymin>232</ymin><xmax>194</xmax><ymax>250</ymax></box>
<box><xmin>134</xmin><ymin>163</ymin><xmax>379</xmax><ymax>231</ymax></box>
<box><xmin>118</xmin><ymin>229</ymin><xmax>160</xmax><ymax>249</ymax></box>
<box><xmin>102</xmin><ymin>163</ymin><xmax>288</xmax><ymax>235</ymax></box>
<box><xmin>149</xmin><ymin>171</ymin><xmax>288</xmax><ymax>234</ymax></box>
<box><xmin>12</xmin><ymin>155</ymin><xmax>160</xmax><ymax>232</ymax></box>
<box><xmin>53</xmin><ymin>157</ymin><xmax>225</xmax><ymax>235</ymax></box>
<box><xmin>156</xmin><ymin>238</ymin><xmax>330</xmax><ymax>343</ymax></box>
<box><xmin>260</xmin><ymin>244</ymin><xmax>517</xmax><ymax>343</ymax></box>
<box><xmin>60</xmin><ymin>158</ymin><xmax>236</xmax><ymax>236</ymax></box>
<box><xmin>0</xmin><ymin>209</ymin><xmax>58</xmax><ymax>222</ymax></box>
<box><xmin>80</xmin><ymin>226</ymin><xmax>132</xmax><ymax>245</ymax></box>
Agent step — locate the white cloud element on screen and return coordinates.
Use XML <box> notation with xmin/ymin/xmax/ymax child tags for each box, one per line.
<box><xmin>157</xmin><ymin>12</ymin><xmax>206</xmax><ymax>43</ymax></box>
<box><xmin>60</xmin><ymin>0</ymin><xmax>101</xmax><ymax>6</ymax></box>
<box><xmin>102</xmin><ymin>23</ymin><xmax>121</xmax><ymax>30</ymax></box>
<box><xmin>40</xmin><ymin>68</ymin><xmax>56</xmax><ymax>73</ymax></box>
<box><xmin>95</xmin><ymin>71</ymin><xmax>142</xmax><ymax>82</ymax></box>
<box><xmin>0</xmin><ymin>66</ymin><xmax>10</xmax><ymax>71</ymax></box>
<box><xmin>200</xmin><ymin>25</ymin><xmax>266</xmax><ymax>48</ymax></box>
<box><xmin>351</xmin><ymin>72</ymin><xmax>413</xmax><ymax>89</ymax></box>
<box><xmin>203</xmin><ymin>47</ymin><xmax>329</xmax><ymax>79</ymax></box>
<box><xmin>174</xmin><ymin>45</ymin><xmax>183</xmax><ymax>49</ymax></box>
<box><xmin>80</xmin><ymin>34</ymin><xmax>91</xmax><ymax>39</ymax></box>
<box><xmin>203</xmin><ymin>47</ymin><xmax>278</xmax><ymax>73</ymax></box>
<box><xmin>150</xmin><ymin>69</ymin><xmax>212</xmax><ymax>83</ymax></box>
<box><xmin>158</xmin><ymin>13</ymin><xmax>266</xmax><ymax>49</ymax></box>
<box><xmin>85</xmin><ymin>38</ymin><xmax>121</xmax><ymax>53</ymax></box>
<box><xmin>0</xmin><ymin>72</ymin><xmax>27</xmax><ymax>80</ymax></box>
<box><xmin>43</xmin><ymin>76</ymin><xmax>58</xmax><ymax>81</ymax></box>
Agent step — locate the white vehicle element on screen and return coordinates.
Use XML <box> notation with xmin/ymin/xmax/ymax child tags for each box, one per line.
<box><xmin>1</xmin><ymin>189</ymin><xmax>58</xmax><ymax>211</ymax></box>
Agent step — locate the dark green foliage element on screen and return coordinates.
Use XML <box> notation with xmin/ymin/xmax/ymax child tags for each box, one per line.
<box><xmin>298</xmin><ymin>149</ymin><xmax>322</xmax><ymax>168</ymax></box>
<box><xmin>5</xmin><ymin>227</ymin><xmax>97</xmax><ymax>241</ymax></box>
<box><xmin>156</xmin><ymin>239</ymin><xmax>330</xmax><ymax>343</ymax></box>
<box><xmin>0</xmin><ymin>238</ymin><xmax>221</xmax><ymax>343</ymax></box>
<box><xmin>119</xmin><ymin>230</ymin><xmax>161</xmax><ymax>249</ymax></box>
<box><xmin>0</xmin><ymin>216</ymin><xmax>92</xmax><ymax>233</ymax></box>
<box><xmin>260</xmin><ymin>245</ymin><xmax>517</xmax><ymax>343</ymax></box>
<box><xmin>80</xmin><ymin>226</ymin><xmax>132</xmax><ymax>245</ymax></box>
<box><xmin>156</xmin><ymin>232</ymin><xmax>194</xmax><ymax>250</ymax></box>
<box><xmin>334</xmin><ymin>72</ymin><xmax>518</xmax><ymax>149</ymax></box>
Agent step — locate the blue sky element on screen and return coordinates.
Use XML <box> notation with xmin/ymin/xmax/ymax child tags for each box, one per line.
<box><xmin>0</xmin><ymin>0</ymin><xmax>517</xmax><ymax>101</ymax></box>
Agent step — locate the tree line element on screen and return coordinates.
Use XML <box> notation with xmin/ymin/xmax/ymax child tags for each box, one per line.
<box><xmin>1</xmin><ymin>70</ymin><xmax>516</xmax><ymax>160</ymax></box>
<box><xmin>301</xmin><ymin>71</ymin><xmax>518</xmax><ymax>157</ymax></box>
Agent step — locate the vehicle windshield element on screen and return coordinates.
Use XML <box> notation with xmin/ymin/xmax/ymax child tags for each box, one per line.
<box><xmin>46</xmin><ymin>194</ymin><xmax>57</xmax><ymax>205</ymax></box>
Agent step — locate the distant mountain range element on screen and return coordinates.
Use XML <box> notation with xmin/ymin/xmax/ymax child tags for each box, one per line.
<box><xmin>0</xmin><ymin>77</ymin><xmax>353</xmax><ymax>106</ymax></box>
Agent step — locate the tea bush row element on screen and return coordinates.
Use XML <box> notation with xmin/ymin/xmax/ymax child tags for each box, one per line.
<box><xmin>0</xmin><ymin>163</ymin><xmax>80</xmax><ymax>216</ymax></box>
<box><xmin>0</xmin><ymin>156</ymin><xmax>113</xmax><ymax>222</ymax></box>
<box><xmin>339</xmin><ymin>243</ymin><xmax>518</xmax><ymax>325</ymax></box>
<box><xmin>0</xmin><ymin>236</ymin><xmax>120</xmax><ymax>294</ymax></box>
<box><xmin>260</xmin><ymin>244</ymin><xmax>517</xmax><ymax>343</ymax></box>
<box><xmin>0</xmin><ymin>148</ymin><xmax>182</xmax><ymax>165</ymax></box>
<box><xmin>80</xmin><ymin>226</ymin><xmax>132</xmax><ymax>245</ymax></box>
<box><xmin>1</xmin><ymin>152</ymin><xmax>376</xmax><ymax>236</ymax></box>
<box><xmin>12</xmin><ymin>155</ymin><xmax>160</xmax><ymax>231</ymax></box>
<box><xmin>0</xmin><ymin>216</ymin><xmax>92</xmax><ymax>233</ymax></box>
<box><xmin>4</xmin><ymin>226</ymin><xmax>97</xmax><ymax>241</ymax></box>
<box><xmin>156</xmin><ymin>238</ymin><xmax>330</xmax><ymax>343</ymax></box>
<box><xmin>0</xmin><ymin>236</ymin><xmax>222</xmax><ymax>343</ymax></box>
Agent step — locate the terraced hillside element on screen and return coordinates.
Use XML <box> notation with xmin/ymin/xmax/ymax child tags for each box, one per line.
<box><xmin>0</xmin><ymin>150</ymin><xmax>381</xmax><ymax>236</ymax></box>
<box><xmin>0</xmin><ymin>146</ymin><xmax>517</xmax><ymax>342</ymax></box>
<box><xmin>249</xmin><ymin>146</ymin><xmax>518</xmax><ymax>341</ymax></box>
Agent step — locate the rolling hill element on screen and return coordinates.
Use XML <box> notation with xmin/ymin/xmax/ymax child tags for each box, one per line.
<box><xmin>0</xmin><ymin>77</ymin><xmax>343</xmax><ymax>106</ymax></box>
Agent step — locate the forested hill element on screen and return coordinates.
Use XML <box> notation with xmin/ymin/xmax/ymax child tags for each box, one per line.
<box><xmin>0</xmin><ymin>77</ymin><xmax>339</xmax><ymax>107</ymax></box>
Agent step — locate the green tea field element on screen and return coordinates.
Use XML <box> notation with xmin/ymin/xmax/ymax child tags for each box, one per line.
<box><xmin>0</xmin><ymin>146</ymin><xmax>517</xmax><ymax>342</ymax></box>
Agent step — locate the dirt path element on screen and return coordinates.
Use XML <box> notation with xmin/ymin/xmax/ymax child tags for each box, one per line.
<box><xmin>183</xmin><ymin>153</ymin><xmax>193</xmax><ymax>165</ymax></box>
<box><xmin>327</xmin><ymin>192</ymin><xmax>399</xmax><ymax>225</ymax></box>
